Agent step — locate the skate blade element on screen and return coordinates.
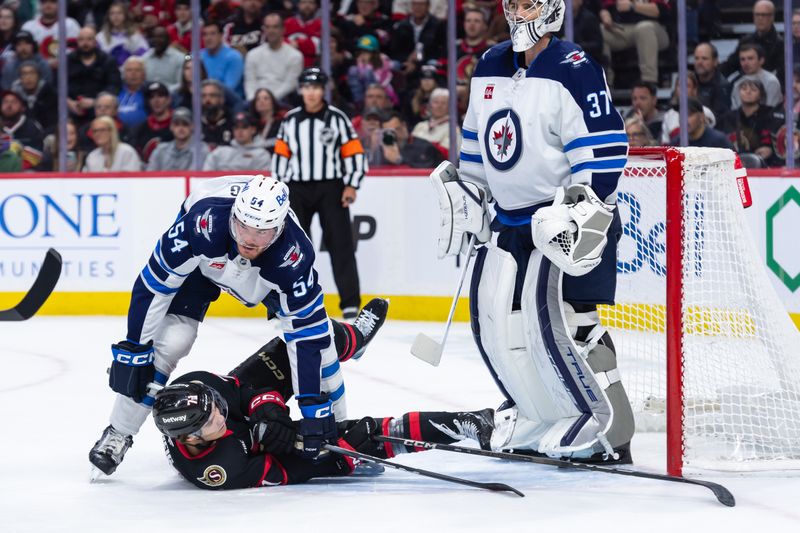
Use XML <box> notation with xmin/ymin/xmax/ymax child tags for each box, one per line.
<box><xmin>89</xmin><ymin>466</ymin><xmax>108</xmax><ymax>483</ymax></box>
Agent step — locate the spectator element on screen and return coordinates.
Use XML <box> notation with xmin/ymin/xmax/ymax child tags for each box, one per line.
<box><xmin>78</xmin><ymin>92</ymin><xmax>131</xmax><ymax>152</ymax></box>
<box><xmin>36</xmin><ymin>119</ymin><xmax>86</xmax><ymax>171</ymax></box>
<box><xmin>143</xmin><ymin>27</ymin><xmax>185</xmax><ymax>93</ymax></box>
<box><xmin>224</xmin><ymin>0</ymin><xmax>266</xmax><ymax>54</ymax></box>
<box><xmin>84</xmin><ymin>115</ymin><xmax>142</xmax><ymax>171</ymax></box>
<box><xmin>389</xmin><ymin>0</ymin><xmax>446</xmax><ymax>78</ymax></box>
<box><xmin>201</xmin><ymin>79</ymin><xmax>233</xmax><ymax>147</ymax></box>
<box><xmin>147</xmin><ymin>107</ymin><xmax>209</xmax><ymax>170</ymax></box>
<box><xmin>347</xmin><ymin>34</ymin><xmax>397</xmax><ymax>109</ymax></box>
<box><xmin>670</xmin><ymin>98</ymin><xmax>733</xmax><ymax>149</ymax></box>
<box><xmin>337</xmin><ymin>0</ymin><xmax>392</xmax><ymax>54</ymax></box>
<box><xmin>249</xmin><ymin>87</ymin><xmax>282</xmax><ymax>153</ymax></box>
<box><xmin>721</xmin><ymin>1</ymin><xmax>784</xmax><ymax>82</ymax></box>
<box><xmin>0</xmin><ymin>6</ymin><xmax>18</xmax><ymax>66</ymax></box>
<box><xmin>10</xmin><ymin>61</ymin><xmax>56</xmax><ymax>133</ymax></box>
<box><xmin>21</xmin><ymin>0</ymin><xmax>80</xmax><ymax>71</ymax></box>
<box><xmin>350</xmin><ymin>82</ymin><xmax>392</xmax><ymax>132</ymax></box>
<box><xmin>392</xmin><ymin>0</ymin><xmax>449</xmax><ymax>21</ymax></box>
<box><xmin>118</xmin><ymin>57</ymin><xmax>148</xmax><ymax>128</ymax></box>
<box><xmin>660</xmin><ymin>72</ymin><xmax>715</xmax><ymax>145</ymax></box>
<box><xmin>167</xmin><ymin>0</ymin><xmax>194</xmax><ymax>53</ymax></box>
<box><xmin>406</xmin><ymin>64</ymin><xmax>440</xmax><ymax>126</ymax></box>
<box><xmin>569</xmin><ymin>0</ymin><xmax>603</xmax><ymax>64</ymax></box>
<box><xmin>359</xmin><ymin>106</ymin><xmax>385</xmax><ymax>165</ymax></box>
<box><xmin>96</xmin><ymin>1</ymin><xmax>150</xmax><ymax>67</ymax></box>
<box><xmin>201</xmin><ymin>21</ymin><xmax>244</xmax><ymax>98</ymax></box>
<box><xmin>599</xmin><ymin>0</ymin><xmax>671</xmax><ymax>85</ymax></box>
<box><xmin>203</xmin><ymin>111</ymin><xmax>271</xmax><ymax>171</ymax></box>
<box><xmin>456</xmin><ymin>6</ymin><xmax>494</xmax><ymax>86</ymax></box>
<box><xmin>284</xmin><ymin>0</ymin><xmax>321</xmax><ymax>68</ymax></box>
<box><xmin>792</xmin><ymin>9</ymin><xmax>800</xmax><ymax>69</ymax></box>
<box><xmin>129</xmin><ymin>1</ymin><xmax>177</xmax><ymax>26</ymax></box>
<box><xmin>410</xmin><ymin>87</ymin><xmax>459</xmax><ymax>159</ymax></box>
<box><xmin>130</xmin><ymin>82</ymin><xmax>174</xmax><ymax>162</ymax></box>
<box><xmin>67</xmin><ymin>27</ymin><xmax>122</xmax><ymax>125</ymax></box>
<box><xmin>172</xmin><ymin>55</ymin><xmax>243</xmax><ymax>113</ymax></box>
<box><xmin>718</xmin><ymin>78</ymin><xmax>779</xmax><ymax>163</ymax></box>
<box><xmin>1</xmin><ymin>30</ymin><xmax>51</xmax><ymax>90</ymax></box>
<box><xmin>626</xmin><ymin>80</ymin><xmax>663</xmax><ymax>140</ymax></box>
<box><xmin>0</xmin><ymin>89</ymin><xmax>42</xmax><ymax>169</ymax></box>
<box><xmin>378</xmin><ymin>110</ymin><xmax>443</xmax><ymax>167</ymax></box>
<box><xmin>693</xmin><ymin>42</ymin><xmax>733</xmax><ymax>122</ymax></box>
<box><xmin>731</xmin><ymin>44</ymin><xmax>782</xmax><ymax>109</ymax></box>
<box><xmin>244</xmin><ymin>13</ymin><xmax>304</xmax><ymax>102</ymax></box>
<box><xmin>625</xmin><ymin>116</ymin><xmax>658</xmax><ymax>147</ymax></box>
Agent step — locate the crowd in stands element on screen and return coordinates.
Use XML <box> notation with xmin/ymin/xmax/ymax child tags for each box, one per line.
<box><xmin>1</xmin><ymin>0</ymin><xmax>799</xmax><ymax>171</ymax></box>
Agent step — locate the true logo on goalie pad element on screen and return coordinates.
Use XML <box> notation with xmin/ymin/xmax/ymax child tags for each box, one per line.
<box><xmin>483</xmin><ymin>108</ymin><xmax>522</xmax><ymax>171</ymax></box>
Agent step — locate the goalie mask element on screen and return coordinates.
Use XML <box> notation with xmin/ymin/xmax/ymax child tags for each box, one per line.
<box><xmin>503</xmin><ymin>0</ymin><xmax>565</xmax><ymax>52</ymax></box>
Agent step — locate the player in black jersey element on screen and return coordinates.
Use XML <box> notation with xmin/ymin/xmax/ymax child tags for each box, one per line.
<box><xmin>153</xmin><ymin>338</ymin><xmax>495</xmax><ymax>490</ymax></box>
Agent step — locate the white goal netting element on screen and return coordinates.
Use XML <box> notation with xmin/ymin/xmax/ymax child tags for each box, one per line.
<box><xmin>603</xmin><ymin>147</ymin><xmax>800</xmax><ymax>473</ymax></box>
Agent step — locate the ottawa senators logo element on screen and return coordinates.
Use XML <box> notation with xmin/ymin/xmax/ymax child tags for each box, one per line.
<box><xmin>197</xmin><ymin>465</ymin><xmax>227</xmax><ymax>487</ymax></box>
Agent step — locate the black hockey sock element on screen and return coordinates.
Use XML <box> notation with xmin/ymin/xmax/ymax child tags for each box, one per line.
<box><xmin>330</xmin><ymin>319</ymin><xmax>364</xmax><ymax>362</ymax></box>
<box><xmin>379</xmin><ymin>412</ymin><xmax>470</xmax><ymax>457</ymax></box>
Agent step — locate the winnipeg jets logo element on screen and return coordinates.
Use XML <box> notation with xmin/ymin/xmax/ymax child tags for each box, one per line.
<box><xmin>560</xmin><ymin>50</ymin><xmax>588</xmax><ymax>68</ymax></box>
<box><xmin>279</xmin><ymin>243</ymin><xmax>303</xmax><ymax>269</ymax></box>
<box><xmin>483</xmin><ymin>108</ymin><xmax>522</xmax><ymax>171</ymax></box>
<box><xmin>195</xmin><ymin>208</ymin><xmax>214</xmax><ymax>242</ymax></box>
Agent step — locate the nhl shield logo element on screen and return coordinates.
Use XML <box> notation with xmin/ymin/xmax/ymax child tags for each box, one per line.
<box><xmin>483</xmin><ymin>108</ymin><xmax>522</xmax><ymax>171</ymax></box>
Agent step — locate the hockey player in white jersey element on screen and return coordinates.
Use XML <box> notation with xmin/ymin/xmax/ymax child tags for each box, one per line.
<box><xmin>89</xmin><ymin>175</ymin><xmax>388</xmax><ymax>476</ymax></box>
<box><xmin>433</xmin><ymin>0</ymin><xmax>635</xmax><ymax>463</ymax></box>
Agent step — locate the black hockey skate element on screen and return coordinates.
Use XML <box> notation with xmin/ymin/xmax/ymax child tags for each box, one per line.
<box><xmin>349</xmin><ymin>298</ymin><xmax>389</xmax><ymax>361</ymax></box>
<box><xmin>89</xmin><ymin>425</ymin><xmax>133</xmax><ymax>477</ymax></box>
<box><xmin>454</xmin><ymin>408</ymin><xmax>495</xmax><ymax>450</ymax></box>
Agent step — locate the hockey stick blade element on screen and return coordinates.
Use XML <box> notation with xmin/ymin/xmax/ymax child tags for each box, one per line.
<box><xmin>375</xmin><ymin>436</ymin><xmax>734</xmax><ymax>507</ymax></box>
<box><xmin>410</xmin><ymin>332</ymin><xmax>443</xmax><ymax>366</ymax></box>
<box><xmin>324</xmin><ymin>443</ymin><xmax>524</xmax><ymax>497</ymax></box>
<box><xmin>0</xmin><ymin>248</ymin><xmax>62</xmax><ymax>321</ymax></box>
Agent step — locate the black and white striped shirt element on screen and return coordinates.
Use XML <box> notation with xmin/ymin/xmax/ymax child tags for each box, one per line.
<box><xmin>271</xmin><ymin>104</ymin><xmax>367</xmax><ymax>188</ymax></box>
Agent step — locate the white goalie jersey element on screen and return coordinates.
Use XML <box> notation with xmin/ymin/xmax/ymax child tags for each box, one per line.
<box><xmin>459</xmin><ymin>38</ymin><xmax>627</xmax><ymax>222</ymax></box>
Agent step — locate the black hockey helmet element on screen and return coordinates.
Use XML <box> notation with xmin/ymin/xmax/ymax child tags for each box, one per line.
<box><xmin>152</xmin><ymin>382</ymin><xmax>229</xmax><ymax>438</ymax></box>
<box><xmin>298</xmin><ymin>67</ymin><xmax>328</xmax><ymax>87</ymax></box>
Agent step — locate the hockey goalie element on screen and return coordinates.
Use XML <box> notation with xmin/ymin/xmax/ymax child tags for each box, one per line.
<box><xmin>433</xmin><ymin>0</ymin><xmax>635</xmax><ymax>463</ymax></box>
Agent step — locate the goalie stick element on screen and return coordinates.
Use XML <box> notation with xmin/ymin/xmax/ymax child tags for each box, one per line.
<box><xmin>374</xmin><ymin>436</ymin><xmax>735</xmax><ymax>507</ymax></box>
<box><xmin>410</xmin><ymin>234</ymin><xmax>477</xmax><ymax>366</ymax></box>
<box><xmin>324</xmin><ymin>443</ymin><xmax>524</xmax><ymax>497</ymax></box>
<box><xmin>0</xmin><ymin>248</ymin><xmax>62</xmax><ymax>322</ymax></box>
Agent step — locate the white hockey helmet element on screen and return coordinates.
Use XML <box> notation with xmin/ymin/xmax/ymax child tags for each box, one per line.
<box><xmin>230</xmin><ymin>175</ymin><xmax>290</xmax><ymax>251</ymax></box>
<box><xmin>503</xmin><ymin>0</ymin><xmax>565</xmax><ymax>52</ymax></box>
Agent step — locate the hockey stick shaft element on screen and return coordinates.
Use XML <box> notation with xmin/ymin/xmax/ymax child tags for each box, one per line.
<box><xmin>375</xmin><ymin>436</ymin><xmax>734</xmax><ymax>507</ymax></box>
<box><xmin>323</xmin><ymin>443</ymin><xmax>524</xmax><ymax>497</ymax></box>
<box><xmin>0</xmin><ymin>248</ymin><xmax>62</xmax><ymax>321</ymax></box>
<box><xmin>440</xmin><ymin>234</ymin><xmax>477</xmax><ymax>347</ymax></box>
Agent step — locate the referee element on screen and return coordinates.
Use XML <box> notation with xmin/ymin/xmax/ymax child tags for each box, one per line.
<box><xmin>271</xmin><ymin>67</ymin><xmax>367</xmax><ymax>320</ymax></box>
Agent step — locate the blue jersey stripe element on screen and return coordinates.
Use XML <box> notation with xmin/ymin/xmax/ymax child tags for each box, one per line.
<box><xmin>284</xmin><ymin>321</ymin><xmax>330</xmax><ymax>343</ymax></box>
<box><xmin>141</xmin><ymin>267</ymin><xmax>179</xmax><ymax>295</ymax></box>
<box><xmin>463</xmin><ymin>129</ymin><xmax>478</xmax><ymax>141</ymax></box>
<box><xmin>593</xmin><ymin>145</ymin><xmax>628</xmax><ymax>159</ymax></box>
<box><xmin>571</xmin><ymin>158</ymin><xmax>627</xmax><ymax>174</ymax></box>
<box><xmin>290</xmin><ymin>294</ymin><xmax>325</xmax><ymax>318</ymax></box>
<box><xmin>564</xmin><ymin>133</ymin><xmax>628</xmax><ymax>152</ymax></box>
<box><xmin>329</xmin><ymin>382</ymin><xmax>346</xmax><ymax>402</ymax></box>
<box><xmin>321</xmin><ymin>360</ymin><xmax>340</xmax><ymax>379</ymax></box>
<box><xmin>154</xmin><ymin>241</ymin><xmax>185</xmax><ymax>277</ymax></box>
<box><xmin>460</xmin><ymin>151</ymin><xmax>483</xmax><ymax>163</ymax></box>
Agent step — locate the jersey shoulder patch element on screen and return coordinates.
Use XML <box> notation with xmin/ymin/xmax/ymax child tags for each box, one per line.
<box><xmin>183</xmin><ymin>198</ymin><xmax>235</xmax><ymax>257</ymax></box>
<box><xmin>255</xmin><ymin>214</ymin><xmax>316</xmax><ymax>288</ymax></box>
<box><xmin>473</xmin><ymin>40</ymin><xmax>516</xmax><ymax>79</ymax></box>
<box><xmin>527</xmin><ymin>38</ymin><xmax>605</xmax><ymax>94</ymax></box>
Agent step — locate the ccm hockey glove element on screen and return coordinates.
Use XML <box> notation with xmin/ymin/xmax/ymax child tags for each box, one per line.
<box><xmin>296</xmin><ymin>395</ymin><xmax>338</xmax><ymax>460</ymax></box>
<box><xmin>249</xmin><ymin>391</ymin><xmax>297</xmax><ymax>455</ymax></box>
<box><xmin>109</xmin><ymin>340</ymin><xmax>155</xmax><ymax>403</ymax></box>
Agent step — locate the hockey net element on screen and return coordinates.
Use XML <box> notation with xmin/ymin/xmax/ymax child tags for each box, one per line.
<box><xmin>602</xmin><ymin>146</ymin><xmax>800</xmax><ymax>476</ymax></box>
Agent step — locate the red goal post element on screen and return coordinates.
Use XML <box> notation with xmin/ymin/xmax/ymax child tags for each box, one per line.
<box><xmin>612</xmin><ymin>147</ymin><xmax>798</xmax><ymax>477</ymax></box>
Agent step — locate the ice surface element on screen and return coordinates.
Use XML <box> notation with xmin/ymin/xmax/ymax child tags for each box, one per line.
<box><xmin>1</xmin><ymin>317</ymin><xmax>798</xmax><ymax>532</ymax></box>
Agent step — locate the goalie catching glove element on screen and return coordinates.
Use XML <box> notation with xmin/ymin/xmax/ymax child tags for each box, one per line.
<box><xmin>531</xmin><ymin>184</ymin><xmax>615</xmax><ymax>277</ymax></box>
<box><xmin>431</xmin><ymin>161</ymin><xmax>491</xmax><ymax>258</ymax></box>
